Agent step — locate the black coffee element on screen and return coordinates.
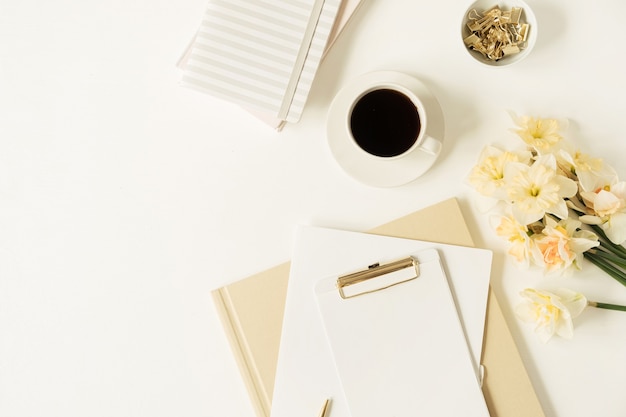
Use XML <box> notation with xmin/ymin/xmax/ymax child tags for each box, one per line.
<box><xmin>350</xmin><ymin>89</ymin><xmax>421</xmax><ymax>158</ymax></box>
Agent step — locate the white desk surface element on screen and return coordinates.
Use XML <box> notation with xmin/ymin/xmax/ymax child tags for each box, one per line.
<box><xmin>1</xmin><ymin>1</ymin><xmax>625</xmax><ymax>416</ymax></box>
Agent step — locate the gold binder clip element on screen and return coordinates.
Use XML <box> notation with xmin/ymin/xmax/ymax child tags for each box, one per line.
<box><xmin>337</xmin><ymin>257</ymin><xmax>420</xmax><ymax>299</ymax></box>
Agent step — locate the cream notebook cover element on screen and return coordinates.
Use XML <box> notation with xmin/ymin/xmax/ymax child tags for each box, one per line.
<box><xmin>180</xmin><ymin>0</ymin><xmax>342</xmax><ymax>123</ymax></box>
<box><xmin>315</xmin><ymin>248</ymin><xmax>490</xmax><ymax>417</ymax></box>
<box><xmin>211</xmin><ymin>198</ymin><xmax>546</xmax><ymax>417</ymax></box>
<box><xmin>177</xmin><ymin>0</ymin><xmax>365</xmax><ymax>130</ymax></box>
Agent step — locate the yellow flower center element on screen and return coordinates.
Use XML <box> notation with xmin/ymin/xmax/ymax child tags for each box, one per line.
<box><xmin>529</xmin><ymin>186</ymin><xmax>541</xmax><ymax>197</ymax></box>
<box><xmin>536</xmin><ymin>304</ymin><xmax>560</xmax><ymax>326</ymax></box>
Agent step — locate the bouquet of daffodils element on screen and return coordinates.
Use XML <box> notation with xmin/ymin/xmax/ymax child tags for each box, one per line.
<box><xmin>468</xmin><ymin>113</ymin><xmax>626</xmax><ymax>285</ymax></box>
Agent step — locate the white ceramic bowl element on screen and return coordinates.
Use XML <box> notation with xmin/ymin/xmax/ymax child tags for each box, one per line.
<box><xmin>461</xmin><ymin>0</ymin><xmax>537</xmax><ymax>67</ymax></box>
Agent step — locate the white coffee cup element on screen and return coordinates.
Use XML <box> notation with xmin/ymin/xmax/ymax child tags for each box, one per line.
<box><xmin>347</xmin><ymin>83</ymin><xmax>442</xmax><ymax>159</ymax></box>
<box><xmin>327</xmin><ymin>71</ymin><xmax>444</xmax><ymax>187</ymax></box>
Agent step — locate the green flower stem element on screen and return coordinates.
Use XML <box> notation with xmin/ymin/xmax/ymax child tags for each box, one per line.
<box><xmin>590</xmin><ymin>225</ymin><xmax>626</xmax><ymax>257</ymax></box>
<box><xmin>584</xmin><ymin>252</ymin><xmax>626</xmax><ymax>287</ymax></box>
<box><xmin>589</xmin><ymin>248</ymin><xmax>626</xmax><ymax>269</ymax></box>
<box><xmin>588</xmin><ymin>301</ymin><xmax>626</xmax><ymax>312</ymax></box>
<box><xmin>600</xmin><ymin>239</ymin><xmax>626</xmax><ymax>256</ymax></box>
<box><xmin>602</xmin><ymin>240</ymin><xmax>626</xmax><ymax>258</ymax></box>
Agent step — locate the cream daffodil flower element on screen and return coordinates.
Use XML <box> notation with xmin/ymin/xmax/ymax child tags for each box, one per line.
<box><xmin>467</xmin><ymin>145</ymin><xmax>532</xmax><ymax>200</ymax></box>
<box><xmin>509</xmin><ymin>112</ymin><xmax>564</xmax><ymax>154</ymax></box>
<box><xmin>531</xmin><ymin>217</ymin><xmax>599</xmax><ymax>274</ymax></box>
<box><xmin>579</xmin><ymin>180</ymin><xmax>626</xmax><ymax>244</ymax></box>
<box><xmin>505</xmin><ymin>154</ymin><xmax>578</xmax><ymax>225</ymax></box>
<box><xmin>515</xmin><ymin>288</ymin><xmax>588</xmax><ymax>343</ymax></box>
<box><xmin>493</xmin><ymin>213</ymin><xmax>534</xmax><ymax>267</ymax></box>
<box><xmin>557</xmin><ymin>149</ymin><xmax>618</xmax><ymax>193</ymax></box>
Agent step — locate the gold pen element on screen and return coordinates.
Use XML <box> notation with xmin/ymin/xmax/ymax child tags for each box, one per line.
<box><xmin>316</xmin><ymin>398</ymin><xmax>330</xmax><ymax>417</ymax></box>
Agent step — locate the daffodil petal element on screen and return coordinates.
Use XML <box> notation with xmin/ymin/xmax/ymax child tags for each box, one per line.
<box><xmin>514</xmin><ymin>303</ymin><xmax>536</xmax><ymax>323</ymax></box>
<box><xmin>555</xmin><ymin>317</ymin><xmax>574</xmax><ymax>339</ymax></box>
<box><xmin>512</xmin><ymin>204</ymin><xmax>543</xmax><ymax>226</ymax></box>
<box><xmin>603</xmin><ymin>212</ymin><xmax>626</xmax><ymax>245</ymax></box>
<box><xmin>548</xmin><ymin>199</ymin><xmax>570</xmax><ymax>220</ymax></box>
<box><xmin>555</xmin><ymin>175</ymin><xmax>578</xmax><ymax>199</ymax></box>
<box><xmin>579</xmin><ymin>215</ymin><xmax>603</xmax><ymax>225</ymax></box>
<box><xmin>554</xmin><ymin>288</ymin><xmax>588</xmax><ymax>318</ymax></box>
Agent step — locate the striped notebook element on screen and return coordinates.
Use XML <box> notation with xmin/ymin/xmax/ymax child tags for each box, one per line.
<box><xmin>181</xmin><ymin>0</ymin><xmax>342</xmax><ymax>123</ymax></box>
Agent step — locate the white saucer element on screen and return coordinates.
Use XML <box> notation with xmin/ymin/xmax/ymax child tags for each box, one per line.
<box><xmin>327</xmin><ymin>71</ymin><xmax>445</xmax><ymax>188</ymax></box>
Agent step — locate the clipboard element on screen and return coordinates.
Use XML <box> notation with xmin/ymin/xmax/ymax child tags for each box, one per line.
<box><xmin>314</xmin><ymin>248</ymin><xmax>490</xmax><ymax>417</ymax></box>
<box><xmin>269</xmin><ymin>226</ymin><xmax>493</xmax><ymax>417</ymax></box>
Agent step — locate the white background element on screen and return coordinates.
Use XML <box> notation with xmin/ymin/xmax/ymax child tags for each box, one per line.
<box><xmin>2</xmin><ymin>0</ymin><xmax>626</xmax><ymax>416</ymax></box>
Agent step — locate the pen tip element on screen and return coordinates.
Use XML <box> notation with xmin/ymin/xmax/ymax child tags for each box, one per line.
<box><xmin>317</xmin><ymin>398</ymin><xmax>331</xmax><ymax>417</ymax></box>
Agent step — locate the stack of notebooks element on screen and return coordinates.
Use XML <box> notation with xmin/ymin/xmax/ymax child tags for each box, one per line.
<box><xmin>179</xmin><ymin>0</ymin><xmax>364</xmax><ymax>130</ymax></box>
<box><xmin>212</xmin><ymin>198</ymin><xmax>547</xmax><ymax>417</ymax></box>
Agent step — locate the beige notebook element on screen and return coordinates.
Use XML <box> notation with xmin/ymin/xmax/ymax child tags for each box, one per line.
<box><xmin>212</xmin><ymin>198</ymin><xmax>545</xmax><ymax>417</ymax></box>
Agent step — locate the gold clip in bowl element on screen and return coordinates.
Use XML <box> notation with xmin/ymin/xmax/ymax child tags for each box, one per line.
<box><xmin>336</xmin><ymin>257</ymin><xmax>420</xmax><ymax>299</ymax></box>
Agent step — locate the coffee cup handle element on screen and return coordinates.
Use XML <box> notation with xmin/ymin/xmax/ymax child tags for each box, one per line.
<box><xmin>418</xmin><ymin>135</ymin><xmax>442</xmax><ymax>156</ymax></box>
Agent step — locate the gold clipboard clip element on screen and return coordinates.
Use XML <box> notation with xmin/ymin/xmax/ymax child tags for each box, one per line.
<box><xmin>337</xmin><ymin>257</ymin><xmax>420</xmax><ymax>299</ymax></box>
